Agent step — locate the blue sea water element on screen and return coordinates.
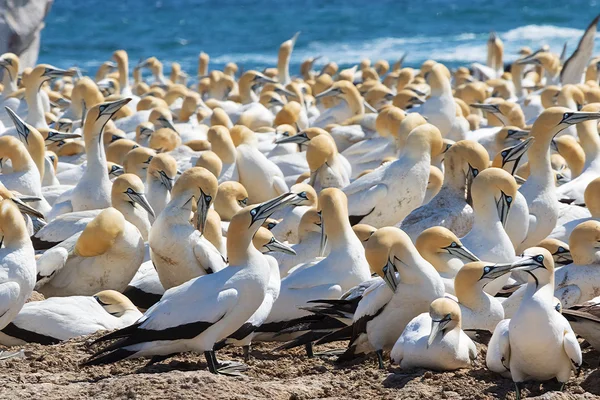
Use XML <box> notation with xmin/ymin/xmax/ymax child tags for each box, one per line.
<box><xmin>39</xmin><ymin>0</ymin><xmax>600</xmax><ymax>77</ymax></box>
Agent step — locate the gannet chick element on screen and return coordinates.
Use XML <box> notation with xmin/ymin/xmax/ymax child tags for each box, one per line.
<box><xmin>0</xmin><ymin>199</ymin><xmax>36</xmax><ymax>331</ymax></box>
<box><xmin>554</xmin><ymin>220</ymin><xmax>600</xmax><ymax>308</ymax></box>
<box><xmin>487</xmin><ymin>248</ymin><xmax>582</xmax><ymax>399</ymax></box>
<box><xmin>344</xmin><ymin>123</ymin><xmax>444</xmax><ymax>227</ymax></box>
<box><xmin>0</xmin><ymin>290</ymin><xmax>142</xmax><ymax>345</ymax></box>
<box><xmin>84</xmin><ymin>193</ymin><xmax>302</xmax><ymax>374</ymax></box>
<box><xmin>415</xmin><ymin>227</ymin><xmax>480</xmax><ymax>295</ymax></box>
<box><xmin>401</xmin><ymin>140</ymin><xmax>489</xmax><ymax>240</ymax></box>
<box><xmin>145</xmin><ymin>153</ymin><xmax>178</xmax><ymax>220</ymax></box>
<box><xmin>391</xmin><ymin>298</ymin><xmax>477</xmax><ymax>371</ymax></box>
<box><xmin>149</xmin><ymin>167</ymin><xmax>224</xmax><ymax>289</ymax></box>
<box><xmin>36</xmin><ymin>206</ymin><xmax>145</xmax><ymax>297</ymax></box>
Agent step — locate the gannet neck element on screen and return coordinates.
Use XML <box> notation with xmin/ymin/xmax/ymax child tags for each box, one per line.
<box><xmin>577</xmin><ymin>118</ymin><xmax>600</xmax><ymax>167</ymax></box>
<box><xmin>527</xmin><ymin>142</ymin><xmax>554</xmax><ymax>184</ymax></box>
<box><xmin>1</xmin><ymin>68</ymin><xmax>16</xmax><ymax>97</ymax></box>
<box><xmin>24</xmin><ymin>83</ymin><xmax>48</xmax><ymax>129</ymax></box>
<box><xmin>0</xmin><ymin>137</ymin><xmax>34</xmax><ymax>172</ymax></box>
<box><xmin>0</xmin><ymin>200</ymin><xmax>29</xmax><ymax>247</ymax></box>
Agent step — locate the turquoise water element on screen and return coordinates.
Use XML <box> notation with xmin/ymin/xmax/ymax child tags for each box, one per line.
<box><xmin>39</xmin><ymin>0</ymin><xmax>600</xmax><ymax>76</ymax></box>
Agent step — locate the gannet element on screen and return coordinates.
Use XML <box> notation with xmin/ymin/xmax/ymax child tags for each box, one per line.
<box><xmin>391</xmin><ymin>298</ymin><xmax>477</xmax><ymax>371</ymax></box>
<box><xmin>345</xmin><ymin>123</ymin><xmax>444</xmax><ymax>227</ymax></box>
<box><xmin>306</xmin><ymin>134</ymin><xmax>350</xmax><ymax>191</ymax></box>
<box><xmin>269</xmin><ymin>183</ymin><xmax>317</xmax><ymax>244</ymax></box>
<box><xmin>0</xmin><ymin>290</ymin><xmax>142</xmax><ymax>345</ymax></box>
<box><xmin>207</xmin><ymin>125</ymin><xmax>238</xmax><ymax>183</ymax></box>
<box><xmin>487</xmin><ymin>248</ymin><xmax>582</xmax><ymax>399</ymax></box>
<box><xmin>415</xmin><ymin>226</ymin><xmax>480</xmax><ymax>295</ymax></box>
<box><xmin>214</xmin><ymin>181</ymin><xmax>248</xmax><ymax>235</ymax></box>
<box><xmin>401</xmin><ymin>140</ymin><xmax>489</xmax><ymax>240</ymax></box>
<box><xmin>35</xmin><ymin>206</ymin><xmax>145</xmax><ymax>298</ymax></box>
<box><xmin>123</xmin><ymin>146</ymin><xmax>155</xmax><ymax>181</ymax></box>
<box><xmin>337</xmin><ymin>226</ymin><xmax>444</xmax><ymax>368</ymax></box>
<box><xmin>0</xmin><ymin>53</ymin><xmax>20</xmax><ymax>128</ymax></box>
<box><xmin>562</xmin><ymin>296</ymin><xmax>600</xmax><ymax>352</ymax></box>
<box><xmin>551</xmin><ymin>176</ymin><xmax>600</xmax><ymax>241</ymax></box>
<box><xmin>518</xmin><ymin>107</ymin><xmax>600</xmax><ymax>252</ymax></box>
<box><xmin>539</xmin><ymin>238</ymin><xmax>573</xmax><ymax>267</ymax></box>
<box><xmin>144</xmin><ymin>153</ymin><xmax>177</xmax><ymax>221</ymax></box>
<box><xmin>0</xmin><ymin>199</ymin><xmax>36</xmax><ymax>331</ymax></box>
<box><xmin>411</xmin><ymin>63</ymin><xmax>455</xmax><ymax>137</ymax></box>
<box><xmin>312</xmin><ymin>81</ymin><xmax>365</xmax><ymax>128</ymax></box>
<box><xmin>84</xmin><ymin>193</ymin><xmax>301</xmax><ymax>374</ymax></box>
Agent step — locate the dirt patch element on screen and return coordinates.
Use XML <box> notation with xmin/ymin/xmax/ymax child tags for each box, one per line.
<box><xmin>0</xmin><ymin>334</ymin><xmax>598</xmax><ymax>400</ymax></box>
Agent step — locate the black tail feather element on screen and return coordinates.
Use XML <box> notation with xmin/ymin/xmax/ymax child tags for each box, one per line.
<box><xmin>315</xmin><ymin>325</ymin><xmax>353</xmax><ymax>345</ymax></box>
<box><xmin>82</xmin><ymin>348</ymin><xmax>137</xmax><ymax>366</ymax></box>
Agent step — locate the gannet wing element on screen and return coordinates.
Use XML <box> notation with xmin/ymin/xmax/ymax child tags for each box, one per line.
<box><xmin>346</xmin><ymin>183</ymin><xmax>388</xmax><ymax>218</ymax></box>
<box><xmin>486</xmin><ymin>319</ymin><xmax>511</xmax><ymax>375</ymax></box>
<box><xmin>193</xmin><ymin>236</ymin><xmax>227</xmax><ymax>274</ymax></box>
<box><xmin>0</xmin><ymin>281</ymin><xmax>21</xmax><ymax>322</ymax></box>
<box><xmin>562</xmin><ymin>321</ymin><xmax>583</xmax><ymax>373</ymax></box>
<box><xmin>34</xmin><ymin>245</ymin><xmax>70</xmax><ymax>289</ymax></box>
<box><xmin>560</xmin><ymin>14</ymin><xmax>600</xmax><ymax>85</ymax></box>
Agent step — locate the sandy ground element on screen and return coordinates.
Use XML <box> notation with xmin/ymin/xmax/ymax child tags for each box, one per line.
<box><xmin>0</xmin><ymin>330</ymin><xmax>598</xmax><ymax>400</ymax></box>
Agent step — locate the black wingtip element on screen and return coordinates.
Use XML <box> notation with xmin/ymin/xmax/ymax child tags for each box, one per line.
<box><xmin>81</xmin><ymin>348</ymin><xmax>137</xmax><ymax>367</ymax></box>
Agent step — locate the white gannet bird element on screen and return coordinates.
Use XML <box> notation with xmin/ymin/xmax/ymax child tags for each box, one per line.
<box><xmin>562</xmin><ymin>296</ymin><xmax>600</xmax><ymax>352</ymax></box>
<box><xmin>0</xmin><ymin>53</ymin><xmax>19</xmax><ymax>128</ymax></box>
<box><xmin>255</xmin><ymin>189</ymin><xmax>371</xmax><ymax>344</ymax></box>
<box><xmin>461</xmin><ymin>168</ymin><xmax>517</xmax><ymax>295</ymax></box>
<box><xmin>401</xmin><ymin>140</ymin><xmax>490</xmax><ymax>240</ymax></box>
<box><xmin>84</xmin><ymin>193</ymin><xmax>301</xmax><ymax>374</ymax></box>
<box><xmin>411</xmin><ymin>63</ymin><xmax>456</xmax><ymax>137</ymax></box>
<box><xmin>337</xmin><ymin>226</ymin><xmax>445</xmax><ymax>368</ymax></box>
<box><xmin>277</xmin><ymin>32</ymin><xmax>299</xmax><ymax>86</ymax></box>
<box><xmin>344</xmin><ymin>123</ymin><xmax>444</xmax><ymax>227</ymax></box>
<box><xmin>123</xmin><ymin>260</ymin><xmax>165</xmax><ymax>311</ymax></box>
<box><xmin>234</xmin><ymin>126</ymin><xmax>288</xmax><ymax>203</ymax></box>
<box><xmin>149</xmin><ymin>167</ymin><xmax>224</xmax><ymax>290</ymax></box>
<box><xmin>207</xmin><ymin>125</ymin><xmax>239</xmax><ymax>184</ymax></box>
<box><xmin>415</xmin><ymin>226</ymin><xmax>480</xmax><ymax>295</ymax></box>
<box><xmin>145</xmin><ymin>153</ymin><xmax>178</xmax><ymax>221</ymax></box>
<box><xmin>391</xmin><ymin>298</ymin><xmax>477</xmax><ymax>371</ymax></box>
<box><xmin>312</xmin><ymin>81</ymin><xmax>366</xmax><ymax>129</ymax></box>
<box><xmin>550</xmin><ymin>176</ymin><xmax>600</xmax><ymax>241</ymax></box>
<box><xmin>554</xmin><ymin>220</ymin><xmax>600</xmax><ymax>308</ymax></box>
<box><xmin>35</xmin><ymin>207</ymin><xmax>145</xmax><ymax>298</ymax></box>
<box><xmin>487</xmin><ymin>248</ymin><xmax>582</xmax><ymax>400</ymax></box>
<box><xmin>269</xmin><ymin>183</ymin><xmax>317</xmax><ymax>244</ymax></box>
<box><xmin>305</xmin><ymin>133</ymin><xmax>350</xmax><ymax>192</ymax></box>
<box><xmin>49</xmin><ymin>98</ymin><xmax>132</xmax><ymax>220</ymax></box>
<box><xmin>32</xmin><ymin>173</ymin><xmax>155</xmax><ymax>250</ymax></box>
<box><xmin>0</xmin><ymin>199</ymin><xmax>36</xmax><ymax>331</ymax></box>
<box><xmin>214</xmin><ymin>181</ymin><xmax>248</xmax><ymax>236</ymax></box>
<box><xmin>538</xmin><ymin>238</ymin><xmax>573</xmax><ymax>267</ymax></box>
<box><xmin>517</xmin><ymin>107</ymin><xmax>600</xmax><ymax>252</ymax></box>
<box><xmin>0</xmin><ymin>290</ymin><xmax>142</xmax><ymax>345</ymax></box>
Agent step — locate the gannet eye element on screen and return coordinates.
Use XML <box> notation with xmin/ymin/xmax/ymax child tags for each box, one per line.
<box><xmin>483</xmin><ymin>266</ymin><xmax>491</xmax><ymax>274</ymax></box>
<box><xmin>204</xmin><ymin>195</ymin><xmax>212</xmax><ymax>203</ymax></box>
<box><xmin>250</xmin><ymin>209</ymin><xmax>257</xmax><ymax>216</ymax></box>
<box><xmin>501</xmin><ymin>151</ymin><xmax>508</xmax><ymax>157</ymax></box>
<box><xmin>562</xmin><ymin>112</ymin><xmax>572</xmax><ymax>122</ymax></box>
<box><xmin>558</xmin><ymin>246</ymin><xmax>565</xmax><ymax>253</ymax></box>
<box><xmin>269</xmin><ymin>237</ymin><xmax>276</xmax><ymax>244</ymax></box>
<box><xmin>126</xmin><ymin>188</ymin><xmax>134</xmax><ymax>194</ymax></box>
<box><xmin>506</xmin><ymin>196</ymin><xmax>512</xmax><ymax>204</ymax></box>
<box><xmin>450</xmin><ymin>242</ymin><xmax>458</xmax><ymax>248</ymax></box>
<box><xmin>267</xmin><ymin>222</ymin><xmax>277</xmax><ymax>229</ymax></box>
<box><xmin>535</xmin><ymin>255</ymin><xmax>544</xmax><ymax>263</ymax></box>
<box><xmin>99</xmin><ymin>104</ymin><xmax>108</xmax><ymax>113</ymax></box>
<box><xmin>298</xmin><ymin>191</ymin><xmax>308</xmax><ymax>199</ymax></box>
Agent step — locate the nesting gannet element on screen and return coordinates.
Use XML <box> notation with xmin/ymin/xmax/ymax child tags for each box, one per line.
<box><xmin>487</xmin><ymin>248</ymin><xmax>582</xmax><ymax>399</ymax></box>
<box><xmin>554</xmin><ymin>220</ymin><xmax>600</xmax><ymax>308</ymax></box>
<box><xmin>149</xmin><ymin>167</ymin><xmax>224</xmax><ymax>289</ymax></box>
<box><xmin>0</xmin><ymin>290</ymin><xmax>142</xmax><ymax>345</ymax></box>
<box><xmin>312</xmin><ymin>81</ymin><xmax>365</xmax><ymax>128</ymax></box>
<box><xmin>207</xmin><ymin>125</ymin><xmax>239</xmax><ymax>183</ymax></box>
<box><xmin>550</xmin><ymin>176</ymin><xmax>600</xmax><ymax>242</ymax></box>
<box><xmin>337</xmin><ymin>226</ymin><xmax>444</xmax><ymax>368</ymax></box>
<box><xmin>145</xmin><ymin>153</ymin><xmax>177</xmax><ymax>220</ymax></box>
<box><xmin>33</xmin><ymin>173</ymin><xmax>154</xmax><ymax>250</ymax></box>
<box><xmin>344</xmin><ymin>123</ymin><xmax>444</xmax><ymax>227</ymax></box>
<box><xmin>0</xmin><ymin>199</ymin><xmax>36</xmax><ymax>331</ymax></box>
<box><xmin>562</xmin><ymin>296</ymin><xmax>600</xmax><ymax>352</ymax></box>
<box><xmin>415</xmin><ymin>227</ymin><xmax>480</xmax><ymax>295</ymax></box>
<box><xmin>36</xmin><ymin>206</ymin><xmax>145</xmax><ymax>297</ymax></box>
<box><xmin>518</xmin><ymin>107</ymin><xmax>600</xmax><ymax>252</ymax></box>
<box><xmin>401</xmin><ymin>140</ymin><xmax>489</xmax><ymax>240</ymax></box>
<box><xmin>123</xmin><ymin>146</ymin><xmax>156</xmax><ymax>181</ymax></box>
<box><xmin>305</xmin><ymin>134</ymin><xmax>350</xmax><ymax>192</ymax></box>
<box><xmin>84</xmin><ymin>193</ymin><xmax>301</xmax><ymax>374</ymax></box>
<box><xmin>391</xmin><ymin>298</ymin><xmax>477</xmax><ymax>371</ymax></box>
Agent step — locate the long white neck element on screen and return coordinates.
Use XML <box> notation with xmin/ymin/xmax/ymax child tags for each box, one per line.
<box><xmin>146</xmin><ymin>176</ymin><xmax>170</xmax><ymax>218</ymax></box>
<box><xmin>25</xmin><ymin>84</ymin><xmax>48</xmax><ymax>129</ymax></box>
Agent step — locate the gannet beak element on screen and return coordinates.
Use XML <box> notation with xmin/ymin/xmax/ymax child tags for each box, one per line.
<box><xmin>315</xmin><ymin>86</ymin><xmax>341</xmax><ymax>100</ymax></box>
<box><xmin>43</xmin><ymin>67</ymin><xmax>77</xmax><ymax>79</ymax></box>
<box><xmin>480</xmin><ymin>262</ymin><xmax>518</xmax><ymax>280</ymax></box>
<box><xmin>264</xmin><ymin>237</ymin><xmax>296</xmax><ymax>255</ymax></box>
<box><xmin>287</xmin><ymin>190</ymin><xmax>311</xmax><ymax>207</ymax></box>
<box><xmin>139</xmin><ymin>126</ymin><xmax>154</xmax><ymax>138</ymax></box>
<box><xmin>275</xmin><ymin>131</ymin><xmax>309</xmax><ymax>145</ymax></box>
<box><xmin>126</xmin><ymin>188</ymin><xmax>155</xmax><ymax>218</ymax></box>
<box><xmin>363</xmin><ymin>101</ymin><xmax>378</xmax><ymax>113</ymax></box>
<box><xmin>470</xmin><ymin>103</ymin><xmax>500</xmax><ymax>114</ymax></box>
<box><xmin>196</xmin><ymin>189</ymin><xmax>213</xmax><ymax>232</ymax></box>
<box><xmin>158</xmin><ymin>116</ymin><xmax>178</xmax><ymax>132</ymax></box>
<box><xmin>500</xmin><ymin>137</ymin><xmax>534</xmax><ymax>173</ymax></box>
<box><xmin>290</xmin><ymin>31</ymin><xmax>301</xmax><ymax>47</ymax></box>
<box><xmin>5</xmin><ymin>106</ymin><xmax>30</xmax><ymax>143</ymax></box>
<box><xmin>554</xmin><ymin>251</ymin><xmax>573</xmax><ymax>266</ymax></box>
<box><xmin>274</xmin><ymin>86</ymin><xmax>297</xmax><ymax>98</ymax></box>
<box><xmin>506</xmin><ymin>254</ymin><xmax>546</xmax><ymax>272</ymax></box>
<box><xmin>427</xmin><ymin>315</ymin><xmax>451</xmax><ymax>348</ymax></box>
<box><xmin>446</xmin><ymin>243</ymin><xmax>480</xmax><ymax>262</ymax></box>
<box><xmin>109</xmin><ymin>164</ymin><xmax>124</xmax><ymax>177</ymax></box>
<box><xmin>506</xmin><ymin>129</ymin><xmax>530</xmax><ymax>140</ymax></box>
<box><xmin>44</xmin><ymin>129</ymin><xmax>82</xmax><ymax>144</ymax></box>
<box><xmin>0</xmin><ymin>58</ymin><xmax>10</xmax><ymax>69</ymax></box>
<box><xmin>248</xmin><ymin>192</ymin><xmax>296</xmax><ymax>225</ymax></box>
<box><xmin>255</xmin><ymin>74</ymin><xmax>277</xmax><ymax>85</ymax></box>
<box><xmin>11</xmin><ymin>197</ymin><xmax>44</xmax><ymax>219</ymax></box>
<box><xmin>550</xmin><ymin>138</ymin><xmax>559</xmax><ymax>153</ymax></box>
<box><xmin>560</xmin><ymin>111</ymin><xmax>600</xmax><ymax>125</ymax></box>
<box><xmin>496</xmin><ymin>191</ymin><xmax>513</xmax><ymax>227</ymax></box>
<box><xmin>106</xmin><ymin>61</ymin><xmax>118</xmax><ymax>71</ymax></box>
<box><xmin>382</xmin><ymin>258</ymin><xmax>399</xmax><ymax>292</ymax></box>
<box><xmin>270</xmin><ymin>97</ymin><xmax>286</xmax><ymax>107</ymax></box>
<box><xmin>411</xmin><ymin>97</ymin><xmax>426</xmax><ymax>105</ymax></box>
<box><xmin>98</xmin><ymin>98</ymin><xmax>132</xmax><ymax>118</ymax></box>
<box><xmin>318</xmin><ymin>211</ymin><xmax>327</xmax><ymax>257</ymax></box>
<box><xmin>158</xmin><ymin>170</ymin><xmax>174</xmax><ymax>191</ymax></box>
<box><xmin>515</xmin><ymin>54</ymin><xmax>541</xmax><ymax>66</ymax></box>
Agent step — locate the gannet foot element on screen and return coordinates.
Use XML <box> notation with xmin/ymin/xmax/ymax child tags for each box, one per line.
<box><xmin>376</xmin><ymin>349</ymin><xmax>384</xmax><ymax>369</ymax></box>
<box><xmin>305</xmin><ymin>342</ymin><xmax>314</xmax><ymax>358</ymax></box>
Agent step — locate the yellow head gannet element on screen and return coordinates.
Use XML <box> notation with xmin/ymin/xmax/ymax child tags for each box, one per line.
<box><xmin>538</xmin><ymin>238</ymin><xmax>573</xmax><ymax>267</ymax></box>
<box><xmin>269</xmin><ymin>182</ymin><xmax>317</xmax><ymax>244</ymax></box>
<box><xmin>214</xmin><ymin>181</ymin><xmax>248</xmax><ymax>225</ymax></box>
<box><xmin>551</xmin><ymin>176</ymin><xmax>600</xmax><ymax>242</ymax></box>
<box><xmin>277</xmin><ymin>32</ymin><xmax>299</xmax><ymax>86</ymax></box>
<box><xmin>306</xmin><ymin>133</ymin><xmax>350</xmax><ymax>191</ymax></box>
<box><xmin>401</xmin><ymin>139</ymin><xmax>489</xmax><ymax>240</ymax></box>
<box><xmin>85</xmin><ymin>192</ymin><xmax>302</xmax><ymax>375</ymax></box>
<box><xmin>0</xmin><ymin>199</ymin><xmax>36</xmax><ymax>331</ymax></box>
<box><xmin>123</xmin><ymin>146</ymin><xmax>156</xmax><ymax>181</ymax></box>
<box><xmin>412</xmin><ymin>63</ymin><xmax>456</xmax><ymax>137</ymax></box>
<box><xmin>0</xmin><ymin>290</ymin><xmax>142</xmax><ymax>345</ymax></box>
<box><xmin>0</xmin><ymin>53</ymin><xmax>20</xmax><ymax>128</ymax></box>
<box><xmin>207</xmin><ymin>125</ymin><xmax>238</xmax><ymax>182</ymax></box>
<box><xmin>391</xmin><ymin>298</ymin><xmax>477</xmax><ymax>371</ymax></box>
<box><xmin>36</xmin><ymin>206</ymin><xmax>145</xmax><ymax>298</ymax></box>
<box><xmin>313</xmin><ymin>80</ymin><xmax>364</xmax><ymax>128</ymax></box>
<box><xmin>195</xmin><ymin>150</ymin><xmax>222</xmax><ymax>178</ymax></box>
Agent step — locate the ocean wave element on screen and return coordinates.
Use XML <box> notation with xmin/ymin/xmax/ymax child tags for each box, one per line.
<box><xmin>501</xmin><ymin>24</ymin><xmax>597</xmax><ymax>41</ymax></box>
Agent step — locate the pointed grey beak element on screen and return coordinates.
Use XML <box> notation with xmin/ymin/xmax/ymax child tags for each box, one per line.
<box><xmin>550</xmin><ymin>139</ymin><xmax>559</xmax><ymax>153</ymax></box>
<box><xmin>44</xmin><ymin>129</ymin><xmax>82</xmax><ymax>144</ymax></box>
<box><xmin>446</xmin><ymin>243</ymin><xmax>480</xmax><ymax>262</ymax></box>
<box><xmin>427</xmin><ymin>316</ymin><xmax>451</xmax><ymax>348</ymax></box>
<box><xmin>43</xmin><ymin>67</ymin><xmax>77</xmax><ymax>78</ymax></box>
<box><xmin>315</xmin><ymin>86</ymin><xmax>341</xmax><ymax>100</ymax></box>
<box><xmin>363</xmin><ymin>100</ymin><xmax>378</xmax><ymax>113</ymax></box>
<box><xmin>248</xmin><ymin>192</ymin><xmax>296</xmax><ymax>226</ymax></box>
<box><xmin>264</xmin><ymin>237</ymin><xmax>296</xmax><ymax>255</ymax></box>
<box><xmin>470</xmin><ymin>103</ymin><xmax>500</xmax><ymax>114</ymax></box>
<box><xmin>5</xmin><ymin>106</ymin><xmax>30</xmax><ymax>143</ymax></box>
<box><xmin>274</xmin><ymin>85</ymin><xmax>297</xmax><ymax>98</ymax></box>
<box><xmin>506</xmin><ymin>129</ymin><xmax>529</xmax><ymax>140</ymax></box>
<box><xmin>496</xmin><ymin>191</ymin><xmax>513</xmax><ymax>227</ymax></box>
<box><xmin>158</xmin><ymin>170</ymin><xmax>174</xmax><ymax>191</ymax></box>
<box><xmin>500</xmin><ymin>137</ymin><xmax>534</xmax><ymax>175</ymax></box>
<box><xmin>507</xmin><ymin>254</ymin><xmax>547</xmax><ymax>272</ymax></box>
<box><xmin>382</xmin><ymin>258</ymin><xmax>399</xmax><ymax>292</ymax></box>
<box><xmin>98</xmin><ymin>97</ymin><xmax>132</xmax><ymax>118</ymax></box>
<box><xmin>11</xmin><ymin>197</ymin><xmax>44</xmax><ymax>219</ymax></box>
<box><xmin>515</xmin><ymin>54</ymin><xmax>542</xmax><ymax>66</ymax></box>
<box><xmin>479</xmin><ymin>262</ymin><xmax>519</xmax><ymax>280</ymax></box>
<box><xmin>139</xmin><ymin>126</ymin><xmax>154</xmax><ymax>138</ymax></box>
<box><xmin>270</xmin><ymin>97</ymin><xmax>286</xmax><ymax>107</ymax></box>
<box><xmin>561</xmin><ymin>111</ymin><xmax>600</xmax><ymax>125</ymax></box>
<box><xmin>287</xmin><ymin>190</ymin><xmax>311</xmax><ymax>207</ymax></box>
<box><xmin>255</xmin><ymin>74</ymin><xmax>277</xmax><ymax>85</ymax></box>
<box><xmin>275</xmin><ymin>131</ymin><xmax>309</xmax><ymax>145</ymax></box>
<box><xmin>196</xmin><ymin>189</ymin><xmax>213</xmax><ymax>232</ymax></box>
<box><xmin>126</xmin><ymin>189</ymin><xmax>155</xmax><ymax>218</ymax></box>
<box><xmin>109</xmin><ymin>164</ymin><xmax>124</xmax><ymax>177</ymax></box>
<box><xmin>157</xmin><ymin>116</ymin><xmax>178</xmax><ymax>133</ymax></box>
<box><xmin>319</xmin><ymin>211</ymin><xmax>327</xmax><ymax>257</ymax></box>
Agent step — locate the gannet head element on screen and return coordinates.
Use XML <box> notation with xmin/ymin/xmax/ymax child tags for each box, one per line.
<box><xmin>0</xmin><ymin>53</ymin><xmax>19</xmax><ymax>82</ymax></box>
<box><xmin>289</xmin><ymin>182</ymin><xmax>318</xmax><ymax>208</ymax></box>
<box><xmin>374</xmin><ymin>106</ymin><xmax>406</xmax><ymax>138</ymax></box>
<box><xmin>516</xmin><ymin>51</ymin><xmax>559</xmax><ymax>71</ymax></box>
<box><xmin>533</xmin><ymin>107</ymin><xmax>600</xmax><ymax>140</ymax></box>
<box><xmin>75</xmin><ymin>207</ymin><xmax>125</xmax><ymax>257</ymax></box>
<box><xmin>374</xmin><ymin>59</ymin><xmax>390</xmax><ymax>76</ymax></box>
<box><xmin>136</xmin><ymin>96</ymin><xmax>167</xmax><ymax>111</ymax></box>
<box><xmin>364</xmin><ymin>226</ymin><xmax>407</xmax><ymax>291</ymax></box>
<box><xmin>148</xmin><ymin>107</ymin><xmax>176</xmax><ymax>132</ymax></box>
<box><xmin>106</xmin><ymin>139</ymin><xmax>138</xmax><ymax>164</ymax></box>
<box><xmin>584</xmin><ymin>177</ymin><xmax>600</xmax><ymax>218</ymax></box>
<box><xmin>557</xmin><ymin>84</ymin><xmax>585</xmax><ymax>110</ymax></box>
<box><xmin>0</xmin><ymin>182</ymin><xmax>43</xmax><ymax>219</ymax></box>
<box><xmin>274</xmin><ymin>101</ymin><xmax>303</xmax><ymax>127</ymax></box>
<box><xmin>471</xmin><ymin>168</ymin><xmax>517</xmax><ymax>227</ymax></box>
<box><xmin>552</xmin><ymin>135</ymin><xmax>584</xmax><ymax>176</ymax></box>
<box><xmin>111</xmin><ymin>173</ymin><xmax>155</xmax><ymax>218</ymax></box>
<box><xmin>253</xmin><ymin>227</ymin><xmax>296</xmax><ymax>255</ymax></box>
<box><xmin>172</xmin><ymin>167</ymin><xmax>218</xmax><ymax>232</ymax></box>
<box><xmin>538</xmin><ymin>238</ymin><xmax>572</xmax><ymax>266</ymax></box>
<box><xmin>493</xmin><ymin>136</ymin><xmax>535</xmax><ymax>175</ymax></box>
<box><xmin>352</xmin><ymin>224</ymin><xmax>377</xmax><ymax>247</ymax></box>
<box><xmin>112</xmin><ymin>50</ymin><xmax>128</xmax><ymax>68</ymax></box>
<box><xmin>300</xmin><ymin>56</ymin><xmax>321</xmax><ymax>80</ymax></box>
<box><xmin>195</xmin><ymin>151</ymin><xmax>222</xmax><ymax>178</ymax></box>
<box><xmin>135</xmin><ymin>122</ymin><xmax>155</xmax><ymax>143</ymax></box>
<box><xmin>319</xmin><ymin>62</ymin><xmax>338</xmax><ymax>77</ymax></box>
<box><xmin>317</xmin><ymin>188</ymin><xmax>349</xmax><ymax>257</ymax></box>
<box><xmin>427</xmin><ymin>298</ymin><xmax>462</xmax><ymax>347</ymax></box>
<box><xmin>4</xmin><ymin>106</ymin><xmax>46</xmax><ymax>175</ymax></box>
<box><xmin>445</xmin><ymin>139</ymin><xmax>490</xmax><ymax>186</ymax></box>
<box><xmin>210</xmin><ymin>108</ymin><xmax>233</xmax><ymax>129</ymax></box>
<box><xmin>425</xmin><ymin>63</ymin><xmax>451</xmax><ymax>95</ymax></box>
<box><xmin>306</xmin><ymin>134</ymin><xmax>337</xmax><ymax>175</ymax></box>
<box><xmin>107</xmin><ymin>162</ymin><xmax>124</xmax><ymax>178</ymax></box>
<box><xmin>94</xmin><ymin>290</ymin><xmax>138</xmax><ymax>316</ymax></box>
<box><xmin>84</xmin><ymin>98</ymin><xmax>132</xmax><ymax>144</ymax></box>
<box><xmin>198</xmin><ymin>52</ymin><xmax>209</xmax><ymax>76</ymax></box>
<box><xmin>275</xmin><ymin>127</ymin><xmax>326</xmax><ymax>145</ymax></box>
<box><xmin>392</xmin><ymin>89</ymin><xmax>425</xmax><ymax>110</ymax></box>
<box><xmin>364</xmin><ymin>85</ymin><xmax>394</xmax><ymax>111</ymax></box>
<box><xmin>314</xmin><ymin>80</ymin><xmax>357</xmax><ymax>101</ymax></box>
<box><xmin>148</xmin><ymin>128</ymin><xmax>181</xmax><ymax>153</ymax></box>
<box><xmin>298</xmin><ymin>207</ymin><xmax>322</xmax><ymax>238</ymax></box>
<box><xmin>395</xmin><ymin>113</ymin><xmax>428</xmax><ymax>148</ymax></box>
<box><xmin>40</xmin><ymin>127</ymin><xmax>81</xmax><ymax>145</ymax></box>
<box><xmin>416</xmin><ymin>226</ymin><xmax>480</xmax><ymax>270</ymax></box>
<box><xmin>512</xmin><ymin>247</ymin><xmax>555</xmax><ymax>286</ymax></box>
<box><xmin>569</xmin><ymin>220</ymin><xmax>600</xmax><ymax>264</ymax></box>
<box><xmin>404</xmin><ymin>123</ymin><xmax>445</xmax><ymax>158</ymax></box>
<box><xmin>0</xmin><ymin>198</ymin><xmax>30</xmax><ymax>246</ymax></box>
<box><xmin>207</xmin><ymin>125</ymin><xmax>235</xmax><ymax>162</ymax></box>
<box><xmin>215</xmin><ymin>181</ymin><xmax>248</xmax><ymax>221</ymax></box>
<box><xmin>497</xmin><ymin>126</ymin><xmax>530</xmax><ymax>145</ymax></box>
<box><xmin>123</xmin><ymin>146</ymin><xmax>155</xmax><ymax>180</ymax></box>
<box><xmin>539</xmin><ymin>85</ymin><xmax>560</xmax><ymax>109</ymax></box>
<box><xmin>147</xmin><ymin>153</ymin><xmax>177</xmax><ymax>191</ymax></box>
<box><xmin>278</xmin><ymin>32</ymin><xmax>300</xmax><ymax>60</ymax></box>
